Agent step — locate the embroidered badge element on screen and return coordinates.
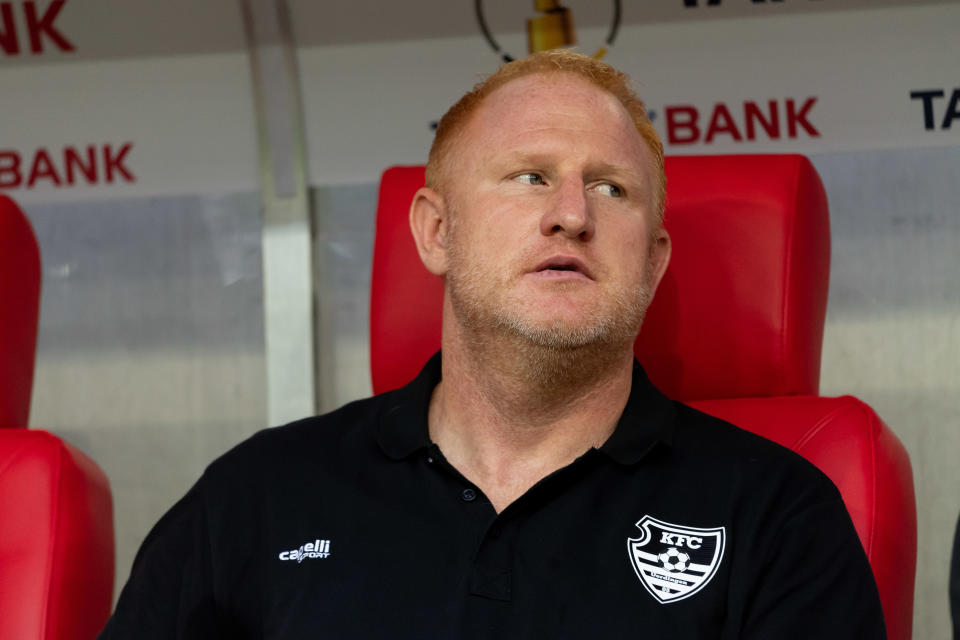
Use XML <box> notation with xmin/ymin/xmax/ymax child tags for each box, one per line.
<box><xmin>627</xmin><ymin>515</ymin><xmax>725</xmax><ymax>604</ymax></box>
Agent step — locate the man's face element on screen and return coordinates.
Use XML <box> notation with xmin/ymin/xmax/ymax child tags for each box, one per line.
<box><xmin>439</xmin><ymin>73</ymin><xmax>669</xmax><ymax>349</ymax></box>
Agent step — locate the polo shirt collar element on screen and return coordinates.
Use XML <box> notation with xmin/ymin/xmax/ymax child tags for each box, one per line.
<box><xmin>376</xmin><ymin>351</ymin><xmax>676</xmax><ymax>465</ymax></box>
<box><xmin>597</xmin><ymin>360</ymin><xmax>676</xmax><ymax>465</ymax></box>
<box><xmin>376</xmin><ymin>352</ymin><xmax>440</xmax><ymax>460</ymax></box>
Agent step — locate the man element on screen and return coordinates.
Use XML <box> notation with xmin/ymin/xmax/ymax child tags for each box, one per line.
<box><xmin>101</xmin><ymin>51</ymin><xmax>885</xmax><ymax>638</ymax></box>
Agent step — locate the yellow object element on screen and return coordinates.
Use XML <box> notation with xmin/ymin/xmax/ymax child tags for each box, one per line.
<box><xmin>527</xmin><ymin>1</ymin><xmax>576</xmax><ymax>53</ymax></box>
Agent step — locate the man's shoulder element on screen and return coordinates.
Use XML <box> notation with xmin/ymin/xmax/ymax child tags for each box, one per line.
<box><xmin>201</xmin><ymin>391</ymin><xmax>394</xmax><ymax>490</ymax></box>
<box><xmin>667</xmin><ymin>400</ymin><xmax>842</xmax><ymax>506</ymax></box>
<box><xmin>672</xmin><ymin>400</ymin><xmax>820</xmax><ymax>460</ymax></box>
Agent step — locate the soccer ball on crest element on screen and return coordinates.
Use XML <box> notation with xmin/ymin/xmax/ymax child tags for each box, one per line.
<box><xmin>658</xmin><ymin>547</ymin><xmax>690</xmax><ymax>573</ymax></box>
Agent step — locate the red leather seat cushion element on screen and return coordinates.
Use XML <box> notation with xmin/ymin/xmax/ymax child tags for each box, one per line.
<box><xmin>0</xmin><ymin>430</ymin><xmax>114</xmax><ymax>640</ymax></box>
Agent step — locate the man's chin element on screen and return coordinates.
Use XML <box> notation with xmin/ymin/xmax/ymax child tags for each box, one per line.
<box><xmin>447</xmin><ymin>280</ymin><xmax>649</xmax><ymax>353</ymax></box>
<box><xmin>497</xmin><ymin>315</ymin><xmax>635</xmax><ymax>351</ymax></box>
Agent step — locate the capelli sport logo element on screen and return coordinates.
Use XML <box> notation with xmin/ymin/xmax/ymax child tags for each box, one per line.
<box><xmin>278</xmin><ymin>539</ymin><xmax>331</xmax><ymax>563</ymax></box>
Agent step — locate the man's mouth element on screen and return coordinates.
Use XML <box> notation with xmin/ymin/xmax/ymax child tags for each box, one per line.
<box><xmin>531</xmin><ymin>256</ymin><xmax>594</xmax><ymax>280</ymax></box>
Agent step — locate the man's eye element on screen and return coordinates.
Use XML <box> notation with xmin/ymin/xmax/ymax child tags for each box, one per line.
<box><xmin>515</xmin><ymin>173</ymin><xmax>546</xmax><ymax>186</ymax></box>
<box><xmin>593</xmin><ymin>183</ymin><xmax>623</xmax><ymax>198</ymax></box>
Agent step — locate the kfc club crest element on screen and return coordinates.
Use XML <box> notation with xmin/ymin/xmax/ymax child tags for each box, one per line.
<box><xmin>627</xmin><ymin>515</ymin><xmax>725</xmax><ymax>604</ymax></box>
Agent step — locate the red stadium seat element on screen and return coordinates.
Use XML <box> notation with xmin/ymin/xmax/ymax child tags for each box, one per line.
<box><xmin>0</xmin><ymin>194</ymin><xmax>115</xmax><ymax>640</ymax></box>
<box><xmin>370</xmin><ymin>155</ymin><xmax>916</xmax><ymax>640</ymax></box>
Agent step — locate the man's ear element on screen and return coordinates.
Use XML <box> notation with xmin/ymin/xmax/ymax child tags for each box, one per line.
<box><xmin>646</xmin><ymin>226</ymin><xmax>672</xmax><ymax>296</ymax></box>
<box><xmin>409</xmin><ymin>187</ymin><xmax>450</xmax><ymax>277</ymax></box>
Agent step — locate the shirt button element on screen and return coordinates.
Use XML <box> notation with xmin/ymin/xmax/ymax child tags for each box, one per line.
<box><xmin>461</xmin><ymin>488</ymin><xmax>477</xmax><ymax>502</ymax></box>
<box><xmin>489</xmin><ymin>525</ymin><xmax>502</xmax><ymax>538</ymax></box>
<box><xmin>426</xmin><ymin>456</ymin><xmax>434</xmax><ymax>464</ymax></box>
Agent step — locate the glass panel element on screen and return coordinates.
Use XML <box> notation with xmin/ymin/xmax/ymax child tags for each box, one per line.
<box><xmin>26</xmin><ymin>193</ymin><xmax>267</xmax><ymax>601</ymax></box>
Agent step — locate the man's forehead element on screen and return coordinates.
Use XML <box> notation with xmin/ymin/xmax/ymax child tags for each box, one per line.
<box><xmin>476</xmin><ymin>72</ymin><xmax>628</xmax><ymax>124</ymax></box>
<box><xmin>460</xmin><ymin>73</ymin><xmax>651</xmax><ymax>171</ymax></box>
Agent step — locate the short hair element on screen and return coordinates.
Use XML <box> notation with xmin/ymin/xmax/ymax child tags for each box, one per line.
<box><xmin>426</xmin><ymin>49</ymin><xmax>666</xmax><ymax>219</ymax></box>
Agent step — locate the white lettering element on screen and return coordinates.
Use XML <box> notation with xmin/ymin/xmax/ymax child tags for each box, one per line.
<box><xmin>278</xmin><ymin>538</ymin><xmax>332</xmax><ymax>562</ymax></box>
<box><xmin>660</xmin><ymin>532</ymin><xmax>704</xmax><ymax>548</ymax></box>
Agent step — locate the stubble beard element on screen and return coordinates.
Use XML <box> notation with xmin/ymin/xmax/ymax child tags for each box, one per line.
<box><xmin>444</xmin><ymin>233</ymin><xmax>654</xmax><ymax>397</ymax></box>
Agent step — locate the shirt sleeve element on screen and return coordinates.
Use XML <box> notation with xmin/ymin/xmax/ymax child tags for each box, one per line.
<box><xmin>740</xmin><ymin>496</ymin><xmax>887</xmax><ymax>640</ymax></box>
<box><xmin>97</xmin><ymin>478</ymin><xmax>230</xmax><ymax>640</ymax></box>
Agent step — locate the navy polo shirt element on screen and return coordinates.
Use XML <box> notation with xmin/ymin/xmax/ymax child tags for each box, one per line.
<box><xmin>100</xmin><ymin>352</ymin><xmax>885</xmax><ymax>639</ymax></box>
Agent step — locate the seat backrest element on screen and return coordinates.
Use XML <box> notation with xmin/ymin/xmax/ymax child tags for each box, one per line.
<box><xmin>0</xmin><ymin>194</ymin><xmax>41</xmax><ymax>428</ymax></box>
<box><xmin>635</xmin><ymin>155</ymin><xmax>830</xmax><ymax>400</ymax></box>
<box><xmin>370</xmin><ymin>155</ymin><xmax>916</xmax><ymax>639</ymax></box>
<box><xmin>0</xmin><ymin>194</ymin><xmax>115</xmax><ymax>639</ymax></box>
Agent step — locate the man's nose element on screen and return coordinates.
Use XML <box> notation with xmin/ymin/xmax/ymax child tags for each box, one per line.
<box><xmin>539</xmin><ymin>177</ymin><xmax>595</xmax><ymax>241</ymax></box>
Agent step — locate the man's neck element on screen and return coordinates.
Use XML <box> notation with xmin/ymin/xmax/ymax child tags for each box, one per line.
<box><xmin>428</xmin><ymin>321</ymin><xmax>635</xmax><ymax>513</ymax></box>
